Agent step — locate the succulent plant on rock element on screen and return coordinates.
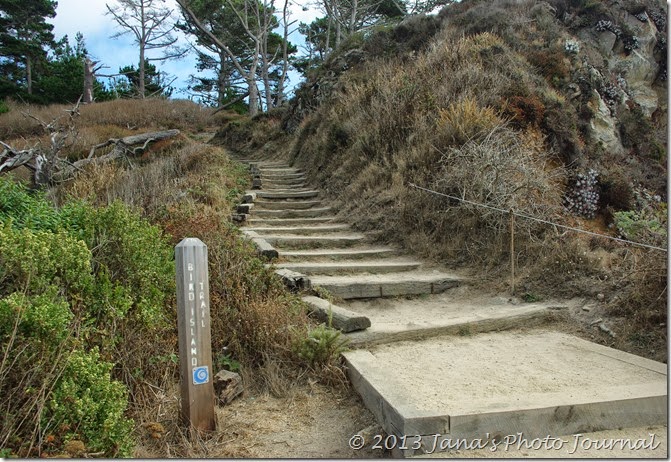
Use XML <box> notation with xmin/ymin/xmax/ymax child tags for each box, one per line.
<box><xmin>564</xmin><ymin>169</ymin><xmax>599</xmax><ymax>219</ymax></box>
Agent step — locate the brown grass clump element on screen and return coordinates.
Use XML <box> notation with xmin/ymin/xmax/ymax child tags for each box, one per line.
<box><xmin>499</xmin><ymin>95</ymin><xmax>546</xmax><ymax>128</ymax></box>
<box><xmin>437</xmin><ymin>98</ymin><xmax>504</xmax><ymax>145</ymax></box>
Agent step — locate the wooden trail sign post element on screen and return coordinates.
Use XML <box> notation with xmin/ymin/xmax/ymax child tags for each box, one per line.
<box><xmin>176</xmin><ymin>238</ymin><xmax>216</xmax><ymax>432</ymax></box>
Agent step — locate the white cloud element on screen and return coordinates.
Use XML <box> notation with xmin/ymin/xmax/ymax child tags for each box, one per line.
<box><xmin>50</xmin><ymin>0</ymin><xmax>116</xmax><ymax>40</ymax></box>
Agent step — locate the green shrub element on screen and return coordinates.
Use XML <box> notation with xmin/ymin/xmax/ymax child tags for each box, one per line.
<box><xmin>0</xmin><ymin>291</ymin><xmax>72</xmax><ymax>342</ymax></box>
<box><xmin>0</xmin><ymin>224</ymin><xmax>93</xmax><ymax>296</ymax></box>
<box><xmin>60</xmin><ymin>200</ymin><xmax>174</xmax><ymax>327</ymax></box>
<box><xmin>0</xmin><ymin>178</ymin><xmax>62</xmax><ymax>231</ymax></box>
<box><xmin>294</xmin><ymin>325</ymin><xmax>349</xmax><ymax>367</ymax></box>
<box><xmin>47</xmin><ymin>349</ymin><xmax>134</xmax><ymax>457</ymax></box>
<box><xmin>0</xmin><ymin>100</ymin><xmax>8</xmax><ymax>114</ymax></box>
<box><xmin>0</xmin><ymin>178</ymin><xmax>176</xmax><ymax>457</ymax></box>
<box><xmin>614</xmin><ymin>207</ymin><xmax>667</xmax><ymax>248</ymax></box>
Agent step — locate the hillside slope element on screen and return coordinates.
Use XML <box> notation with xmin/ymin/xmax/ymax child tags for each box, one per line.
<box><xmin>215</xmin><ymin>0</ymin><xmax>667</xmax><ymax>361</ymax></box>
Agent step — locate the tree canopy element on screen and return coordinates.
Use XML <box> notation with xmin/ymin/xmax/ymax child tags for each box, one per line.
<box><xmin>0</xmin><ymin>0</ymin><xmax>57</xmax><ymax>101</ymax></box>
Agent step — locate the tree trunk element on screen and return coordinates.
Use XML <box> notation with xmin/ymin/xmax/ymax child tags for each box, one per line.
<box><xmin>247</xmin><ymin>75</ymin><xmax>259</xmax><ymax>117</ymax></box>
<box><xmin>217</xmin><ymin>53</ymin><xmax>229</xmax><ymax>106</ymax></box>
<box><xmin>26</xmin><ymin>56</ymin><xmax>33</xmax><ymax>95</ymax></box>
<box><xmin>276</xmin><ymin>0</ymin><xmax>290</xmax><ymax>106</ymax></box>
<box><xmin>349</xmin><ymin>0</ymin><xmax>358</xmax><ymax>34</ymax></box>
<box><xmin>247</xmin><ymin>38</ymin><xmax>261</xmax><ymax>116</ymax></box>
<box><xmin>261</xmin><ymin>43</ymin><xmax>273</xmax><ymax>111</ymax></box>
<box><xmin>84</xmin><ymin>58</ymin><xmax>95</xmax><ymax>103</ymax></box>
<box><xmin>139</xmin><ymin>0</ymin><xmax>147</xmax><ymax>98</ymax></box>
<box><xmin>325</xmin><ymin>16</ymin><xmax>332</xmax><ymax>57</ymax></box>
<box><xmin>139</xmin><ymin>41</ymin><xmax>146</xmax><ymax>98</ymax></box>
<box><xmin>335</xmin><ymin>20</ymin><xmax>341</xmax><ymax>49</ymax></box>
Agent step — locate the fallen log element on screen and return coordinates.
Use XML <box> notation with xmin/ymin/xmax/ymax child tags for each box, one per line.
<box><xmin>55</xmin><ymin>129</ymin><xmax>181</xmax><ymax>182</ymax></box>
<box><xmin>87</xmin><ymin>128</ymin><xmax>181</xmax><ymax>159</ymax></box>
<box><xmin>1</xmin><ymin>129</ymin><xmax>181</xmax><ymax>185</ymax></box>
<box><xmin>0</xmin><ymin>142</ymin><xmax>37</xmax><ymax>173</ymax></box>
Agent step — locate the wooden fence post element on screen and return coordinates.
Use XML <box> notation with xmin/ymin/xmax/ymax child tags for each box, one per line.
<box><xmin>510</xmin><ymin>211</ymin><xmax>515</xmax><ymax>295</ymax></box>
<box><xmin>176</xmin><ymin>238</ymin><xmax>216</xmax><ymax>432</ymax></box>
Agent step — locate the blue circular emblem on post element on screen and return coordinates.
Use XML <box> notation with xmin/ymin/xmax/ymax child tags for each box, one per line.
<box><xmin>193</xmin><ymin>366</ymin><xmax>209</xmax><ymax>385</ymax></box>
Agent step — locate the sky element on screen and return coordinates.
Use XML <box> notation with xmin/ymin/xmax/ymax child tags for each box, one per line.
<box><xmin>48</xmin><ymin>0</ymin><xmax>321</xmax><ymax>101</ymax></box>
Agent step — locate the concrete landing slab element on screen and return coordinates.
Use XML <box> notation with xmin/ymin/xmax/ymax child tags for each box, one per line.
<box><xmin>311</xmin><ymin>271</ymin><xmax>463</xmax><ymax>299</ymax></box>
<box><xmin>342</xmin><ymin>290</ymin><xmax>569</xmax><ymax>347</ymax></box>
<box><xmin>413</xmin><ymin>425</ymin><xmax>667</xmax><ymax>458</ymax></box>
<box><xmin>343</xmin><ymin>330</ymin><xmax>667</xmax><ymax>457</ymax></box>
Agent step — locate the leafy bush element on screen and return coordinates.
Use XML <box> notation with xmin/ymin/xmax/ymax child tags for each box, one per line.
<box><xmin>0</xmin><ymin>179</ymin><xmax>62</xmax><ymax>231</ymax></box>
<box><xmin>0</xmin><ymin>177</ymin><xmax>174</xmax><ymax>457</ymax></box>
<box><xmin>60</xmin><ymin>200</ymin><xmax>174</xmax><ymax>327</ymax></box>
<box><xmin>47</xmin><ymin>349</ymin><xmax>134</xmax><ymax>457</ymax></box>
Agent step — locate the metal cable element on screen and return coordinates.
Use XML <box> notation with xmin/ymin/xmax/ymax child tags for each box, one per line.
<box><xmin>408</xmin><ymin>183</ymin><xmax>668</xmax><ymax>253</ymax></box>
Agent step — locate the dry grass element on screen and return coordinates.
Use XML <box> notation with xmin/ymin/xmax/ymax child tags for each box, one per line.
<box><xmin>0</xmin><ymin>98</ymin><xmax>226</xmax><ymax>140</ymax></box>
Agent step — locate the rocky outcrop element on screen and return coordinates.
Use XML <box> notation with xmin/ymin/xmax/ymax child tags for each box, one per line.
<box><xmin>588</xmin><ymin>89</ymin><xmax>624</xmax><ymax>153</ymax></box>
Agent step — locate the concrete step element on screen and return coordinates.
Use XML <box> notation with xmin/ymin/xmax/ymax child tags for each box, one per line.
<box><xmin>253</xmin><ymin>207</ymin><xmax>334</xmax><ymax>219</ymax></box>
<box><xmin>261</xmin><ymin>167</ymin><xmax>302</xmax><ymax>174</ymax></box>
<box><xmin>302</xmin><ymin>296</ymin><xmax>371</xmax><ymax>333</ymax></box>
<box><xmin>310</xmin><ymin>271</ymin><xmax>464</xmax><ymax>299</ymax></box>
<box><xmin>342</xmin><ymin>289</ymin><xmax>578</xmax><ymax>347</ymax></box>
<box><xmin>233</xmin><ymin>158</ymin><xmax>280</xmax><ymax>165</ymax></box>
<box><xmin>343</xmin><ymin>329</ymin><xmax>667</xmax><ymax>457</ymax></box>
<box><xmin>261</xmin><ymin>172</ymin><xmax>305</xmax><ymax>180</ymax></box>
<box><xmin>248</xmin><ymin>224</ymin><xmax>351</xmax><ymax>235</ymax></box>
<box><xmin>260</xmin><ymin>184</ymin><xmax>309</xmax><ymax>191</ymax></box>
<box><xmin>279</xmin><ymin>247</ymin><xmax>398</xmax><ymax>261</ymax></box>
<box><xmin>257</xmin><ymin>190</ymin><xmax>319</xmax><ymax>200</ymax></box>
<box><xmin>259</xmin><ymin>176</ymin><xmax>308</xmax><ymax>183</ymax></box>
<box><xmin>261</xmin><ymin>179</ymin><xmax>308</xmax><ymax>191</ymax></box>
<box><xmin>254</xmin><ymin>200</ymin><xmax>322</xmax><ymax>210</ymax></box>
<box><xmin>261</xmin><ymin>173</ymin><xmax>306</xmax><ymax>179</ymax></box>
<box><xmin>260</xmin><ymin>233</ymin><xmax>366</xmax><ymax>249</ymax></box>
<box><xmin>248</xmin><ymin>216</ymin><xmax>339</xmax><ymax>226</ymax></box>
<box><xmin>250</xmin><ymin>162</ymin><xmax>288</xmax><ymax>167</ymax></box>
<box><xmin>274</xmin><ymin>259</ymin><xmax>422</xmax><ymax>276</ymax></box>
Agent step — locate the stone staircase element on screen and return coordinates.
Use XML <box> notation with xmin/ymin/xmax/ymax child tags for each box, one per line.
<box><xmin>232</xmin><ymin>158</ymin><xmax>667</xmax><ymax>457</ymax></box>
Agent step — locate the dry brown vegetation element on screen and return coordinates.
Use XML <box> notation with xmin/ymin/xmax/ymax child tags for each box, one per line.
<box><xmin>0</xmin><ymin>98</ymin><xmax>238</xmax><ymax>172</ymax></box>
<box><xmin>0</xmin><ymin>98</ymin><xmax>226</xmax><ymax>139</ymax></box>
